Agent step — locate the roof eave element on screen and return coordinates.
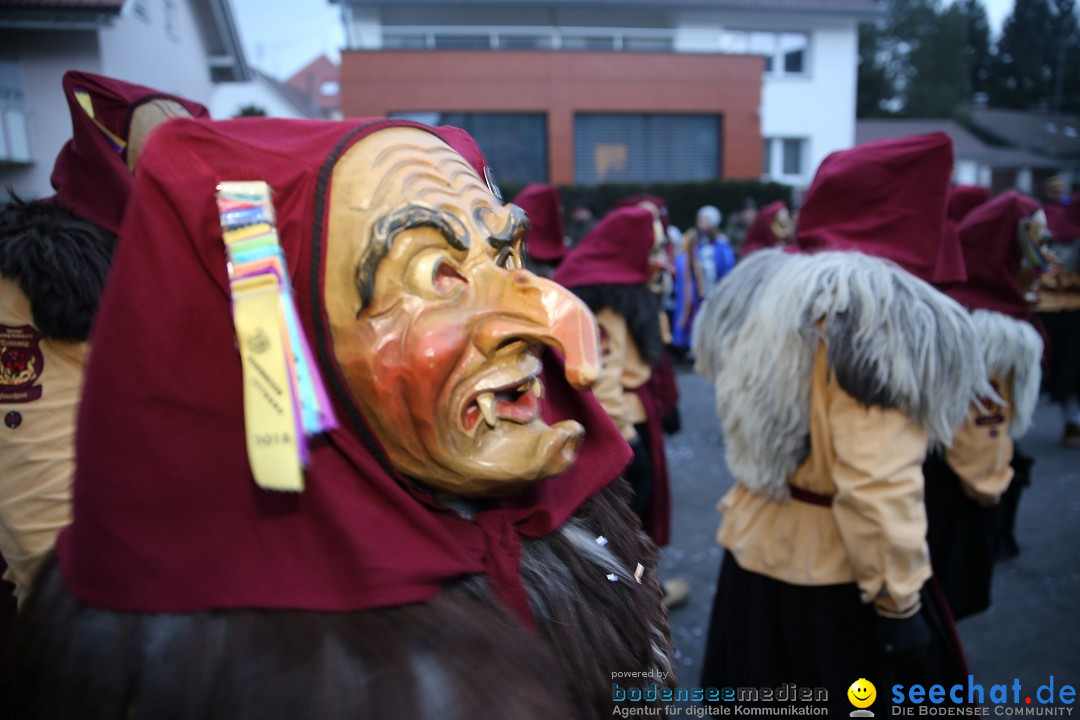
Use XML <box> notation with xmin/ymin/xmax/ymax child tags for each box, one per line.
<box><xmin>194</xmin><ymin>0</ymin><xmax>252</xmax><ymax>83</ymax></box>
<box><xmin>0</xmin><ymin>6</ymin><xmax>119</xmax><ymax>29</ymax></box>
<box><xmin>330</xmin><ymin>0</ymin><xmax>884</xmax><ymax>19</ymax></box>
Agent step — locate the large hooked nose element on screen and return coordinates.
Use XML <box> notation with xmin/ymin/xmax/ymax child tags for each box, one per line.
<box><xmin>473</xmin><ymin>269</ymin><xmax>600</xmax><ymax>390</ymax></box>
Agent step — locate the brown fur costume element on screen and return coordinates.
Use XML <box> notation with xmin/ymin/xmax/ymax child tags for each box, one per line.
<box><xmin>18</xmin><ymin>481</ymin><xmax>672</xmax><ymax>720</ymax></box>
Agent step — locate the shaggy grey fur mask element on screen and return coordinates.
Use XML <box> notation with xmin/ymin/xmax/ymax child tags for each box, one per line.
<box><xmin>693</xmin><ymin>248</ymin><xmax>998</xmax><ymax>500</ymax></box>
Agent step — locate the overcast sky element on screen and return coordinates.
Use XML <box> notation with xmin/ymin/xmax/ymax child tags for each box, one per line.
<box><xmin>231</xmin><ymin>0</ymin><xmax>344</xmax><ymax>79</ymax></box>
<box><xmin>230</xmin><ymin>0</ymin><xmax>1019</xmax><ymax>81</ymax></box>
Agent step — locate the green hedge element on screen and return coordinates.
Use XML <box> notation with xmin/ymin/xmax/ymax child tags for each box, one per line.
<box><xmin>500</xmin><ymin>179</ymin><xmax>794</xmax><ymax>232</ymax></box>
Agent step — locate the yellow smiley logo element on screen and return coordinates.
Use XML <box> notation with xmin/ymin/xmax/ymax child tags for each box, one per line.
<box><xmin>848</xmin><ymin>678</ymin><xmax>876</xmax><ymax>709</ymax></box>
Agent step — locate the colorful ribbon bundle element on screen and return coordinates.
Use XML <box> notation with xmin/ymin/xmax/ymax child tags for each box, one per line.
<box><xmin>1020</xmin><ymin>228</ymin><xmax>1052</xmax><ymax>275</ymax></box>
<box><xmin>216</xmin><ymin>181</ymin><xmax>338</xmax><ymax>492</ymax></box>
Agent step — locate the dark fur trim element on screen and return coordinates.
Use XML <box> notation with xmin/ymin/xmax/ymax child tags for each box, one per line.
<box><xmin>523</xmin><ymin>481</ymin><xmax>675</xmax><ymax>716</ymax></box>
<box><xmin>0</xmin><ymin>195</ymin><xmax>116</xmax><ymax>342</ymax></box>
<box><xmin>569</xmin><ymin>284</ymin><xmax>663</xmax><ymax>368</ymax></box>
<box><xmin>18</xmin><ymin>558</ymin><xmax>575</xmax><ymax>720</ymax></box>
<box><xmin>17</xmin><ymin>485</ymin><xmax>673</xmax><ymax>720</ymax></box>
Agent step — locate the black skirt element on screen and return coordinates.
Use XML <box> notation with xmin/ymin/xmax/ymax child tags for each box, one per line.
<box><xmin>700</xmin><ymin>552</ymin><xmax>967</xmax><ymax>717</ymax></box>
<box><xmin>997</xmin><ymin>446</ymin><xmax>1034</xmax><ymax>560</ymax></box>
<box><xmin>1038</xmin><ymin>310</ymin><xmax>1080</xmax><ymax>405</ymax></box>
<box><xmin>924</xmin><ymin>451</ymin><xmax>1003</xmax><ymax>620</ymax></box>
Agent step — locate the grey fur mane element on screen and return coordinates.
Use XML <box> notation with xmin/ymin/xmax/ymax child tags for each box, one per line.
<box><xmin>970</xmin><ymin>309</ymin><xmax>1043</xmax><ymax>438</ymax></box>
<box><xmin>694</xmin><ymin>250</ymin><xmax>995</xmax><ymax>499</ymax></box>
<box><xmin>692</xmin><ymin>248</ymin><xmax>794</xmax><ymax>384</ymax></box>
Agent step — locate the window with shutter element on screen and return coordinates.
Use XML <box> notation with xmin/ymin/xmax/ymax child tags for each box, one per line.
<box><xmin>389</xmin><ymin>112</ymin><xmax>548</xmax><ymax>184</ymax></box>
<box><xmin>573</xmin><ymin>114</ymin><xmax>721</xmax><ymax>185</ymax></box>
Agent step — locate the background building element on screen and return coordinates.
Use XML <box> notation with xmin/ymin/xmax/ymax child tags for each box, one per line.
<box><xmin>0</xmin><ymin>0</ymin><xmax>249</xmax><ymax>199</ymax></box>
<box><xmin>212</xmin><ymin>69</ymin><xmax>327</xmax><ymax>119</ymax></box>
<box><xmin>287</xmin><ymin>53</ymin><xmax>342</xmax><ymax>119</ymax></box>
<box><xmin>332</xmin><ymin>0</ymin><xmax>879</xmax><ymax>188</ymax></box>
<box><xmin>856</xmin><ymin>117</ymin><xmax>1063</xmax><ymax>195</ymax></box>
<box><xmin>968</xmin><ymin>107</ymin><xmax>1080</xmax><ymax>191</ymax></box>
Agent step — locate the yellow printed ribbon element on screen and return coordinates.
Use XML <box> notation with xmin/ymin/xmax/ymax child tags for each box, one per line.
<box><xmin>216</xmin><ymin>181</ymin><xmax>338</xmax><ymax>492</ymax></box>
<box><xmin>231</xmin><ymin>273</ymin><xmax>304</xmax><ymax>492</ymax></box>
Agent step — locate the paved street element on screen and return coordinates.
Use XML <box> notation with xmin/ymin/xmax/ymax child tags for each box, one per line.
<box><xmin>661</xmin><ymin>363</ymin><xmax>1080</xmax><ymax>688</ymax></box>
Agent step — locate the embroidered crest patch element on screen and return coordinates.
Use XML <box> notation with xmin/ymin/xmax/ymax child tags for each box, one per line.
<box><xmin>0</xmin><ymin>325</ymin><xmax>45</xmax><ymax>403</ymax></box>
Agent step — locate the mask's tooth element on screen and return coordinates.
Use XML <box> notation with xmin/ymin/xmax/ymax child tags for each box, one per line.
<box><xmin>532</xmin><ymin>377</ymin><xmax>544</xmax><ymax>398</ymax></box>
<box><xmin>477</xmin><ymin>392</ymin><xmax>497</xmax><ymax>428</ymax></box>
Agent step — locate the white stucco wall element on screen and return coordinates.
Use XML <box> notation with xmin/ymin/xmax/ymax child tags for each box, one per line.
<box><xmin>99</xmin><ymin>0</ymin><xmax>214</xmax><ymax>103</ymax></box>
<box><xmin>954</xmin><ymin>158</ymin><xmax>980</xmax><ymax>185</ymax></box>
<box><xmin>758</xmin><ymin>19</ymin><xmax>858</xmax><ymax>189</ymax></box>
<box><xmin>672</xmin><ymin>12</ymin><xmax>859</xmax><ymax>188</ymax></box>
<box><xmin>0</xmin><ymin>30</ymin><xmax>101</xmax><ymax>200</ymax></box>
<box><xmin>0</xmin><ymin>0</ymin><xmax>216</xmax><ymax>200</ymax></box>
<box><xmin>343</xmin><ymin>6</ymin><xmax>382</xmax><ymax>49</ymax></box>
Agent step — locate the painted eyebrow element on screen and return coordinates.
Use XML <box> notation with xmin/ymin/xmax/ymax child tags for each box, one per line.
<box><xmin>375</xmin><ymin>204</ymin><xmax>470</xmax><ymax>252</ymax></box>
<box><xmin>356</xmin><ymin>204</ymin><xmax>470</xmax><ymax>309</ymax></box>
<box><xmin>478</xmin><ymin>203</ymin><xmax>528</xmax><ymax>251</ymax></box>
<box><xmin>478</xmin><ymin>203</ymin><xmax>530</xmax><ymax>269</ymax></box>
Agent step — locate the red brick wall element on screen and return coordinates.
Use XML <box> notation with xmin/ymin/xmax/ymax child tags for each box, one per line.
<box><xmin>340</xmin><ymin>50</ymin><xmax>764</xmax><ymax>184</ymax></box>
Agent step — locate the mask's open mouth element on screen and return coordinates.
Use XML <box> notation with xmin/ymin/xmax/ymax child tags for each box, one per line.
<box><xmin>462</xmin><ymin>375</ymin><xmax>544</xmax><ymax>433</ymax></box>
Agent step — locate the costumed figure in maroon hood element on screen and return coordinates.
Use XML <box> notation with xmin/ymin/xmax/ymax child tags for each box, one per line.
<box><xmin>616</xmin><ymin>195</ymin><xmax>676</xmax><ymax>292</ymax></box>
<box><xmin>613</xmin><ymin>197</ymin><xmax>688</xmax><ymax>606</ymax></box>
<box><xmin>930</xmin><ymin>183</ymin><xmax>991</xmax><ymax>292</ymax></box>
<box><xmin>0</xmin><ymin>71</ymin><xmax>208</xmax><ymax>603</ymax></box>
<box><xmin>925</xmin><ymin>191</ymin><xmax>1045</xmax><ymax>618</ymax></box>
<box><xmin>736</xmin><ymin>199</ymin><xmax>793</xmax><ymax>259</ymax></box>
<box><xmin>615</xmin><ymin>195</ymin><xmax>682</xmax><ymax>435</ymax></box>
<box><xmin>692</xmin><ymin>133</ymin><xmax>992</xmax><ymax>714</ymax></box>
<box><xmin>1033</xmin><ymin>176</ymin><xmax>1080</xmax><ymax>446</ymax></box>
<box><xmin>616</xmin><ymin>195</ymin><xmax>676</xmax><ymax>314</ymax></box>
<box><xmin>511</xmin><ymin>183</ymin><xmax>566</xmax><ymax>278</ymax></box>
<box><xmin>17</xmin><ymin>117</ymin><xmax>673</xmax><ymax>720</ymax></box>
<box><xmin>553</xmin><ymin>207</ymin><xmax>672</xmax><ymax>551</ymax></box>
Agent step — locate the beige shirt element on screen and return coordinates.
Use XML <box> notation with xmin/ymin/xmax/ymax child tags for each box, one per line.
<box><xmin>716</xmin><ymin>342</ymin><xmax>931</xmax><ymax>617</ymax></box>
<box><xmin>0</xmin><ymin>277</ymin><xmax>85</xmax><ymax>603</ymax></box>
<box><xmin>593</xmin><ymin>308</ymin><xmax>650</xmax><ymax>442</ymax></box>
<box><xmin>945</xmin><ymin>374</ymin><xmax>1014</xmax><ymax>506</ymax></box>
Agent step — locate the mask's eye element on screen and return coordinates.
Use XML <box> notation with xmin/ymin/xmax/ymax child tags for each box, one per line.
<box><xmin>496</xmin><ymin>247</ymin><xmax>520</xmax><ymax>271</ymax></box>
<box><xmin>405</xmin><ymin>244</ymin><xmax>467</xmax><ymax>299</ymax></box>
<box><xmin>433</xmin><ymin>259</ymin><xmax>467</xmax><ymax>294</ymax></box>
